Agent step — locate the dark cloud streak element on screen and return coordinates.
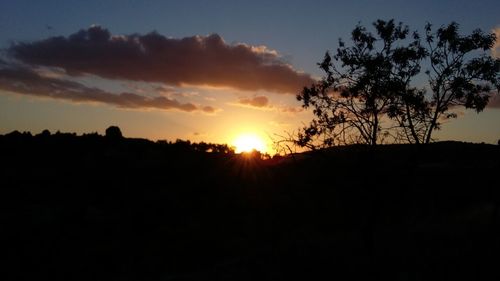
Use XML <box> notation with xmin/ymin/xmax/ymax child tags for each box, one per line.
<box><xmin>238</xmin><ymin>95</ymin><xmax>269</xmax><ymax>107</ymax></box>
<box><xmin>0</xmin><ymin>64</ymin><xmax>209</xmax><ymax>112</ymax></box>
<box><xmin>9</xmin><ymin>26</ymin><xmax>314</xmax><ymax>94</ymax></box>
<box><xmin>235</xmin><ymin>95</ymin><xmax>304</xmax><ymax>113</ymax></box>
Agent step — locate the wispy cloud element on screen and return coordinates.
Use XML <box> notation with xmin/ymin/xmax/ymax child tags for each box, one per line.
<box><xmin>278</xmin><ymin>106</ymin><xmax>304</xmax><ymax>113</ymax></box>
<box><xmin>233</xmin><ymin>94</ymin><xmax>304</xmax><ymax>113</ymax></box>
<box><xmin>0</xmin><ymin>63</ymin><xmax>213</xmax><ymax>112</ymax></box>
<box><xmin>200</xmin><ymin>106</ymin><xmax>217</xmax><ymax>114</ymax></box>
<box><xmin>487</xmin><ymin>93</ymin><xmax>500</xmax><ymax>108</ymax></box>
<box><xmin>238</xmin><ymin>95</ymin><xmax>269</xmax><ymax>107</ymax></box>
<box><xmin>9</xmin><ymin>25</ymin><xmax>314</xmax><ymax>94</ymax></box>
<box><xmin>269</xmin><ymin>120</ymin><xmax>291</xmax><ymax>127</ymax></box>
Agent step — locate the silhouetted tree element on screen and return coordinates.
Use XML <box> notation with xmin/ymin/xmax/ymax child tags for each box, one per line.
<box><xmin>105</xmin><ymin>126</ymin><xmax>123</xmax><ymax>140</ymax></box>
<box><xmin>296</xmin><ymin>19</ymin><xmax>426</xmax><ymax>147</ymax></box>
<box><xmin>212</xmin><ymin>143</ymin><xmax>235</xmax><ymax>154</ymax></box>
<box><xmin>418</xmin><ymin>22</ymin><xmax>500</xmax><ymax>143</ymax></box>
<box><xmin>295</xmin><ymin>20</ymin><xmax>499</xmax><ymax>148</ymax></box>
<box><xmin>39</xmin><ymin>129</ymin><xmax>51</xmax><ymax>137</ymax></box>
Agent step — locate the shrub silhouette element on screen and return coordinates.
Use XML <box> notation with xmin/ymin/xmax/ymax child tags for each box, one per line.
<box><xmin>105</xmin><ymin>126</ymin><xmax>123</xmax><ymax>140</ymax></box>
<box><xmin>39</xmin><ymin>129</ymin><xmax>51</xmax><ymax>137</ymax></box>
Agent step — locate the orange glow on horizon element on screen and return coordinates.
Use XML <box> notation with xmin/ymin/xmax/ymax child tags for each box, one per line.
<box><xmin>233</xmin><ymin>133</ymin><xmax>267</xmax><ymax>153</ymax></box>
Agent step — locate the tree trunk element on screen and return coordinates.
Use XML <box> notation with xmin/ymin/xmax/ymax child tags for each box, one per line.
<box><xmin>405</xmin><ymin>102</ymin><xmax>420</xmax><ymax>144</ymax></box>
<box><xmin>371</xmin><ymin>113</ymin><xmax>378</xmax><ymax>146</ymax></box>
<box><xmin>425</xmin><ymin>103</ymin><xmax>440</xmax><ymax>144</ymax></box>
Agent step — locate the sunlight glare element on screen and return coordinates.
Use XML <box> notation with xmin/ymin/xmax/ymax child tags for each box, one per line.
<box><xmin>233</xmin><ymin>133</ymin><xmax>267</xmax><ymax>153</ymax></box>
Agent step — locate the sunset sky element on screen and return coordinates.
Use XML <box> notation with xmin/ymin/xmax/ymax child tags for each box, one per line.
<box><xmin>1</xmin><ymin>0</ymin><xmax>499</xmax><ymax>153</ymax></box>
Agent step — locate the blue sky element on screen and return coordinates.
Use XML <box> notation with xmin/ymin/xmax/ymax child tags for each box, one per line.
<box><xmin>2</xmin><ymin>0</ymin><xmax>498</xmax><ymax>74</ymax></box>
<box><xmin>0</xmin><ymin>0</ymin><xmax>499</xmax><ymax>149</ymax></box>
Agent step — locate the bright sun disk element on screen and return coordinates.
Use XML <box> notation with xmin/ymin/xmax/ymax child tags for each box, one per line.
<box><xmin>233</xmin><ymin>134</ymin><xmax>267</xmax><ymax>153</ymax></box>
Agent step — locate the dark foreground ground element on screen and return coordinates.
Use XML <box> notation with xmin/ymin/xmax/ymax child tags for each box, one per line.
<box><xmin>1</xmin><ymin>131</ymin><xmax>500</xmax><ymax>280</ymax></box>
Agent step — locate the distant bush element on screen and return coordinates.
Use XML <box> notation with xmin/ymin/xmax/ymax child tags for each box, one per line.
<box><xmin>105</xmin><ymin>126</ymin><xmax>123</xmax><ymax>140</ymax></box>
<box><xmin>39</xmin><ymin>129</ymin><xmax>51</xmax><ymax>137</ymax></box>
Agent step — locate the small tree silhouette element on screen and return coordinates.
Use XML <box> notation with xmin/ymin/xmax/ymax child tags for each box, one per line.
<box><xmin>296</xmin><ymin>19</ymin><xmax>426</xmax><ymax>147</ymax></box>
<box><xmin>38</xmin><ymin>129</ymin><xmax>51</xmax><ymax>137</ymax></box>
<box><xmin>105</xmin><ymin>126</ymin><xmax>123</xmax><ymax>140</ymax></box>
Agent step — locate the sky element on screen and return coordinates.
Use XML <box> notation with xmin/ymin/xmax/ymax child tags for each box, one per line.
<box><xmin>0</xmin><ymin>0</ymin><xmax>499</xmax><ymax>152</ymax></box>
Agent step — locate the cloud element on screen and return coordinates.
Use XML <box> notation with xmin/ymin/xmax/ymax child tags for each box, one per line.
<box><xmin>201</xmin><ymin>106</ymin><xmax>217</xmax><ymax>114</ymax></box>
<box><xmin>9</xmin><ymin>26</ymin><xmax>314</xmax><ymax>94</ymax></box>
<box><xmin>269</xmin><ymin>121</ymin><xmax>291</xmax><ymax>127</ymax></box>
<box><xmin>193</xmin><ymin>131</ymin><xmax>209</xmax><ymax>137</ymax></box>
<box><xmin>238</xmin><ymin>95</ymin><xmax>269</xmax><ymax>107</ymax></box>
<box><xmin>487</xmin><ymin>93</ymin><xmax>500</xmax><ymax>108</ymax></box>
<box><xmin>279</xmin><ymin>106</ymin><xmax>304</xmax><ymax>113</ymax></box>
<box><xmin>0</xmin><ymin>63</ymin><xmax>212</xmax><ymax>112</ymax></box>
<box><xmin>492</xmin><ymin>27</ymin><xmax>500</xmax><ymax>58</ymax></box>
<box><xmin>233</xmin><ymin>95</ymin><xmax>304</xmax><ymax>114</ymax></box>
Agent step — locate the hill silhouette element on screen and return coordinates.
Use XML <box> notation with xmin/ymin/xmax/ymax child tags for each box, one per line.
<box><xmin>1</xmin><ymin>128</ymin><xmax>499</xmax><ymax>280</ymax></box>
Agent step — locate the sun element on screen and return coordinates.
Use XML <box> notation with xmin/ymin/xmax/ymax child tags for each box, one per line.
<box><xmin>233</xmin><ymin>133</ymin><xmax>267</xmax><ymax>153</ymax></box>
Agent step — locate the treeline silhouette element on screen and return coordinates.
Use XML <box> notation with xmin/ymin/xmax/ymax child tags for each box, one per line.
<box><xmin>2</xmin><ymin>127</ymin><xmax>236</xmax><ymax>155</ymax></box>
<box><xmin>1</xmin><ymin>127</ymin><xmax>499</xmax><ymax>280</ymax></box>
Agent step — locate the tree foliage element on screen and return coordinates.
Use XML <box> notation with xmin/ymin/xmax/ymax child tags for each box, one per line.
<box><xmin>295</xmin><ymin>20</ymin><xmax>499</xmax><ymax>148</ymax></box>
<box><xmin>421</xmin><ymin>22</ymin><xmax>500</xmax><ymax>143</ymax></box>
<box><xmin>297</xmin><ymin>19</ymin><xmax>426</xmax><ymax>146</ymax></box>
<box><xmin>105</xmin><ymin>126</ymin><xmax>123</xmax><ymax>140</ymax></box>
